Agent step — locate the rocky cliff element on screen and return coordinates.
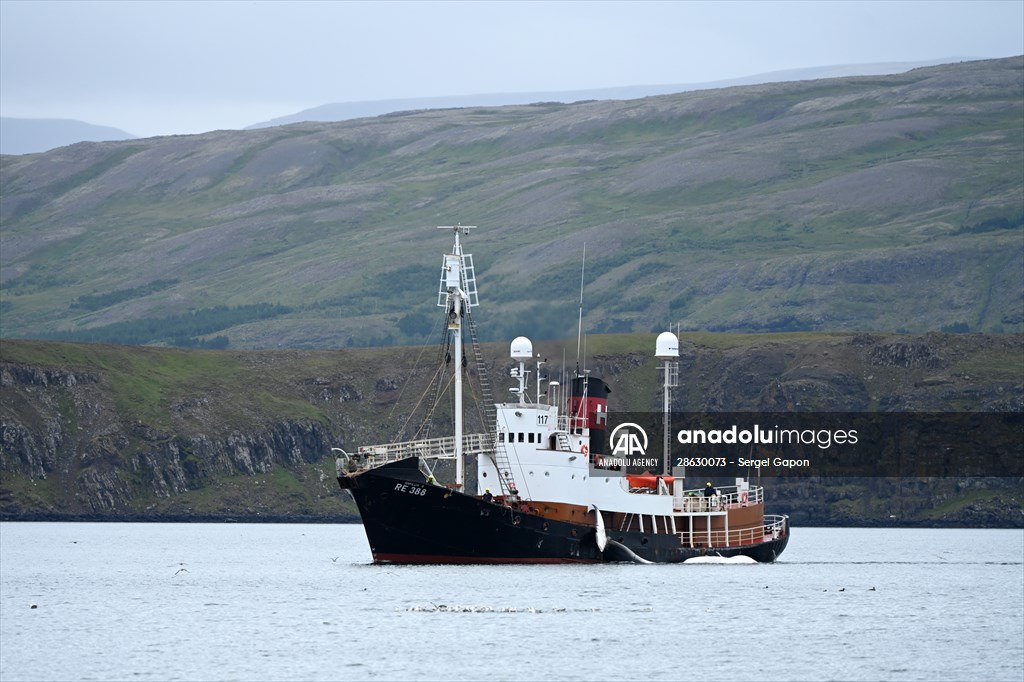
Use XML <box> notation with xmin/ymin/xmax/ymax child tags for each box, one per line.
<box><xmin>1</xmin><ymin>333</ymin><xmax>1021</xmax><ymax>525</ymax></box>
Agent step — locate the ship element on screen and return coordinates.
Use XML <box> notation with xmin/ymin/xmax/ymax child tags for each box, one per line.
<box><xmin>335</xmin><ymin>225</ymin><xmax>790</xmax><ymax>563</ymax></box>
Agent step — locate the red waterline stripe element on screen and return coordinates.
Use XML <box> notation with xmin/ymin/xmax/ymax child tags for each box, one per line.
<box><xmin>372</xmin><ymin>552</ymin><xmax>601</xmax><ymax>564</ymax></box>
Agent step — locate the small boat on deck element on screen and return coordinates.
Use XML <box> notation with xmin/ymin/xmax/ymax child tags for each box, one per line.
<box><xmin>335</xmin><ymin>225</ymin><xmax>790</xmax><ymax>563</ymax></box>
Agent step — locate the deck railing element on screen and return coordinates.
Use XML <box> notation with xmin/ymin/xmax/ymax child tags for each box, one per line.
<box><xmin>672</xmin><ymin>485</ymin><xmax>763</xmax><ymax>511</ymax></box>
<box><xmin>681</xmin><ymin>514</ymin><xmax>788</xmax><ymax>548</ymax></box>
<box><xmin>349</xmin><ymin>432</ymin><xmax>492</xmax><ymax>469</ymax></box>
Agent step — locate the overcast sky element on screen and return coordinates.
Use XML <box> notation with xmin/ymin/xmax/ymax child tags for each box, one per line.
<box><xmin>1</xmin><ymin>0</ymin><xmax>1022</xmax><ymax>138</ymax></box>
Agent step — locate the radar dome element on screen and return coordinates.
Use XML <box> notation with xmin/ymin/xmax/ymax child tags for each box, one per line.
<box><xmin>655</xmin><ymin>331</ymin><xmax>679</xmax><ymax>359</ymax></box>
<box><xmin>510</xmin><ymin>336</ymin><xmax>533</xmax><ymax>359</ymax></box>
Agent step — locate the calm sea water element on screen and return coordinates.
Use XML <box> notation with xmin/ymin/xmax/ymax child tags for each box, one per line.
<box><xmin>1</xmin><ymin>523</ymin><xmax>1021</xmax><ymax>682</ymax></box>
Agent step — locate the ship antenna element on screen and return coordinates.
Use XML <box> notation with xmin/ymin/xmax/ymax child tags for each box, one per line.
<box><xmin>575</xmin><ymin>243</ymin><xmax>586</xmax><ymax>376</ymax></box>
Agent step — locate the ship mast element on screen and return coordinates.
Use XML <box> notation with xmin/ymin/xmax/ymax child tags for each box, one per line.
<box><xmin>656</xmin><ymin>331</ymin><xmax>679</xmax><ymax>477</ymax></box>
<box><xmin>437</xmin><ymin>224</ymin><xmax>478</xmax><ymax>489</ymax></box>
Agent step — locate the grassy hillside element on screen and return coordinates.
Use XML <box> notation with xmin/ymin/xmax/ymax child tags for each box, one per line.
<box><xmin>1</xmin><ymin>57</ymin><xmax>1022</xmax><ymax>349</ymax></box>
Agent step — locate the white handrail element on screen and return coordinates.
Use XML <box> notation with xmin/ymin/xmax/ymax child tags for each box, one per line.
<box><xmin>679</xmin><ymin>514</ymin><xmax>788</xmax><ymax>548</ymax></box>
<box><xmin>623</xmin><ymin>483</ymin><xmax>763</xmax><ymax>509</ymax></box>
<box><xmin>353</xmin><ymin>432</ymin><xmax>491</xmax><ymax>468</ymax></box>
<box><xmin>672</xmin><ymin>485</ymin><xmax>764</xmax><ymax>509</ymax></box>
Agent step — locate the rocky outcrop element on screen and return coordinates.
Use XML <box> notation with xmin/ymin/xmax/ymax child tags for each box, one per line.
<box><xmin>771</xmin><ymin>477</ymin><xmax>1023</xmax><ymax>528</ymax></box>
<box><xmin>118</xmin><ymin>420</ymin><xmax>331</xmax><ymax>502</ymax></box>
<box><xmin>1</xmin><ymin>333</ymin><xmax>1021</xmax><ymax>524</ymax></box>
<box><xmin>868</xmin><ymin>340</ymin><xmax>945</xmax><ymax>369</ymax></box>
<box><xmin>1</xmin><ymin>359</ymin><xmax>342</xmax><ymax>518</ymax></box>
<box><xmin>1</xmin><ymin>407</ymin><xmax>333</xmax><ymax>516</ymax></box>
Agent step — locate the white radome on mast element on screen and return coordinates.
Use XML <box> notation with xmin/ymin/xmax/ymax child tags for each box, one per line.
<box><xmin>510</xmin><ymin>336</ymin><xmax>533</xmax><ymax>405</ymax></box>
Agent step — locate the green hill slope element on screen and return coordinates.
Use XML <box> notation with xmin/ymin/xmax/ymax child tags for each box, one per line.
<box><xmin>1</xmin><ymin>57</ymin><xmax>1022</xmax><ymax>348</ymax></box>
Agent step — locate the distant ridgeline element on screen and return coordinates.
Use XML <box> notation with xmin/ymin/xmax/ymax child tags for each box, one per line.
<box><xmin>0</xmin><ymin>57</ymin><xmax>1021</xmax><ymax>350</ymax></box>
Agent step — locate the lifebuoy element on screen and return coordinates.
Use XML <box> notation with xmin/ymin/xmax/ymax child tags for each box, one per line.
<box><xmin>740</xmin><ymin>491</ymin><xmax>749</xmax><ymax>504</ymax></box>
<box><xmin>581</xmin><ymin>444</ymin><xmax>589</xmax><ymax>455</ymax></box>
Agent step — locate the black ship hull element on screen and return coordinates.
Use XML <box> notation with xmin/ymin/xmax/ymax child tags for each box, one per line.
<box><xmin>338</xmin><ymin>457</ymin><xmax>789</xmax><ymax>564</ymax></box>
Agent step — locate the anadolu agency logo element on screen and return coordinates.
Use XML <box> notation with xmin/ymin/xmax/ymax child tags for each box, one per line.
<box><xmin>611</xmin><ymin>422</ymin><xmax>648</xmax><ymax>455</ymax></box>
<box><xmin>597</xmin><ymin>422</ymin><xmax>662</xmax><ymax>470</ymax></box>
